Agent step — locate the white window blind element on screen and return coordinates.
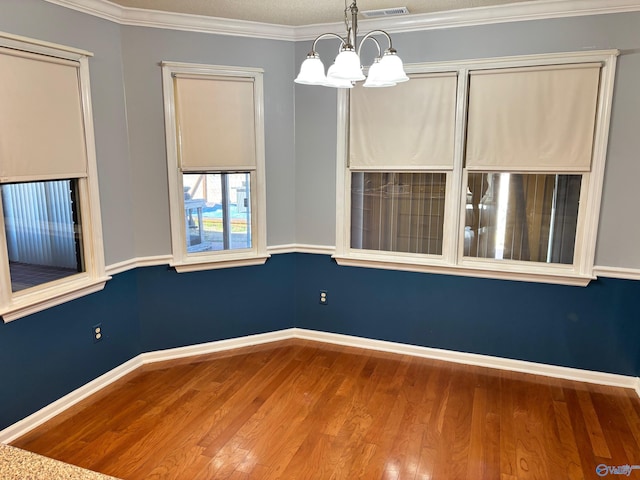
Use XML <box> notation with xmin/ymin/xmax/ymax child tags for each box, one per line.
<box><xmin>2</xmin><ymin>181</ymin><xmax>79</xmax><ymax>269</ymax></box>
<box><xmin>349</xmin><ymin>72</ymin><xmax>458</xmax><ymax>170</ymax></box>
<box><xmin>173</xmin><ymin>74</ymin><xmax>257</xmax><ymax>172</ymax></box>
<box><xmin>466</xmin><ymin>63</ymin><xmax>601</xmax><ymax>172</ymax></box>
<box><xmin>0</xmin><ymin>47</ymin><xmax>88</xmax><ymax>183</ymax></box>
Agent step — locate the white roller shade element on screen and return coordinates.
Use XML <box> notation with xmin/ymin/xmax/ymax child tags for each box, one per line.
<box><xmin>174</xmin><ymin>74</ymin><xmax>256</xmax><ymax>172</ymax></box>
<box><xmin>466</xmin><ymin>63</ymin><xmax>601</xmax><ymax>172</ymax></box>
<box><xmin>0</xmin><ymin>47</ymin><xmax>87</xmax><ymax>183</ymax></box>
<box><xmin>349</xmin><ymin>72</ymin><xmax>457</xmax><ymax>170</ymax></box>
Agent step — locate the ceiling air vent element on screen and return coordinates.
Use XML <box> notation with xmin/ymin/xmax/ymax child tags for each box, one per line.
<box><xmin>361</xmin><ymin>6</ymin><xmax>410</xmax><ymax>18</ymax></box>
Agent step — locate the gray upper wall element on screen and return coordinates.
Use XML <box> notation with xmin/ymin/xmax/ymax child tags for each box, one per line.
<box><xmin>294</xmin><ymin>12</ymin><xmax>640</xmax><ymax>268</ymax></box>
<box><xmin>0</xmin><ymin>0</ymin><xmax>135</xmax><ymax>266</ymax></box>
<box><xmin>0</xmin><ymin>0</ymin><xmax>297</xmax><ymax>264</ymax></box>
<box><xmin>1</xmin><ymin>1</ymin><xmax>639</xmax><ymax>269</ymax></box>
<box><xmin>119</xmin><ymin>27</ymin><xmax>296</xmax><ymax>257</ymax></box>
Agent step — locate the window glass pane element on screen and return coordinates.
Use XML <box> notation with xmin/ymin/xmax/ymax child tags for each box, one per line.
<box><xmin>351</xmin><ymin>172</ymin><xmax>446</xmax><ymax>255</ymax></box>
<box><xmin>464</xmin><ymin>173</ymin><xmax>581</xmax><ymax>264</ymax></box>
<box><xmin>1</xmin><ymin>179</ymin><xmax>84</xmax><ymax>292</ymax></box>
<box><xmin>183</xmin><ymin>172</ymin><xmax>252</xmax><ymax>254</ymax></box>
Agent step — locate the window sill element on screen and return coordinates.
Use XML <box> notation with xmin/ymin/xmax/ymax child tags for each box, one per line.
<box><xmin>171</xmin><ymin>253</ymin><xmax>270</xmax><ymax>273</ymax></box>
<box><xmin>1</xmin><ymin>276</ymin><xmax>112</xmax><ymax>323</ymax></box>
<box><xmin>333</xmin><ymin>254</ymin><xmax>594</xmax><ymax>286</ymax></box>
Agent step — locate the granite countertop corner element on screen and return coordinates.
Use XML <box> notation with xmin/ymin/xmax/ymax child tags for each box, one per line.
<box><xmin>0</xmin><ymin>443</ymin><xmax>120</xmax><ymax>480</ymax></box>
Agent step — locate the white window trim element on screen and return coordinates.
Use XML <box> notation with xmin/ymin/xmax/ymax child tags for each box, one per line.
<box><xmin>335</xmin><ymin>50</ymin><xmax>619</xmax><ymax>286</ymax></box>
<box><xmin>0</xmin><ymin>32</ymin><xmax>110</xmax><ymax>322</ymax></box>
<box><xmin>161</xmin><ymin>62</ymin><xmax>269</xmax><ymax>273</ymax></box>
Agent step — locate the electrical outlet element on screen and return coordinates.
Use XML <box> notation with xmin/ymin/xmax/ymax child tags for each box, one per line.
<box><xmin>93</xmin><ymin>323</ymin><xmax>103</xmax><ymax>343</ymax></box>
<box><xmin>319</xmin><ymin>290</ymin><xmax>328</xmax><ymax>305</ymax></box>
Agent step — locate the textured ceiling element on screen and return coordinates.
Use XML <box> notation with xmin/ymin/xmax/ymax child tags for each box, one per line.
<box><xmin>107</xmin><ymin>0</ymin><xmax>545</xmax><ymax>26</ymax></box>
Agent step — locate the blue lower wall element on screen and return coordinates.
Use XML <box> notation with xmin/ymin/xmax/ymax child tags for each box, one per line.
<box><xmin>136</xmin><ymin>256</ymin><xmax>297</xmax><ymax>352</ymax></box>
<box><xmin>2</xmin><ymin>252</ymin><xmax>639</xmax><ymax>430</ymax></box>
<box><xmin>0</xmin><ymin>256</ymin><xmax>297</xmax><ymax>430</ymax></box>
<box><xmin>0</xmin><ymin>269</ymin><xmax>140</xmax><ymax>430</ymax></box>
<box><xmin>294</xmin><ymin>253</ymin><xmax>640</xmax><ymax>377</ymax></box>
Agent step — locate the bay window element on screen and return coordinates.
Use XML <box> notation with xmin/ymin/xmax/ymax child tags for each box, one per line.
<box><xmin>335</xmin><ymin>50</ymin><xmax>618</xmax><ymax>285</ymax></box>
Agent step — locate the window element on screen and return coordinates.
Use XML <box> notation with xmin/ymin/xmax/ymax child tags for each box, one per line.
<box><xmin>0</xmin><ymin>33</ymin><xmax>108</xmax><ymax>322</ymax></box>
<box><xmin>464</xmin><ymin>173</ymin><xmax>581</xmax><ymax>264</ymax></box>
<box><xmin>340</xmin><ymin>72</ymin><xmax>459</xmax><ymax>268</ymax></box>
<box><xmin>351</xmin><ymin>172</ymin><xmax>446</xmax><ymax>255</ymax></box>
<box><xmin>2</xmin><ymin>180</ymin><xmax>84</xmax><ymax>292</ymax></box>
<box><xmin>335</xmin><ymin>50</ymin><xmax>618</xmax><ymax>285</ymax></box>
<box><xmin>183</xmin><ymin>173</ymin><xmax>252</xmax><ymax>253</ymax></box>
<box><xmin>161</xmin><ymin>62</ymin><xmax>268</xmax><ymax>272</ymax></box>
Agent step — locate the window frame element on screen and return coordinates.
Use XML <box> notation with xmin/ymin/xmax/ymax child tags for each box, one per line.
<box><xmin>161</xmin><ymin>62</ymin><xmax>268</xmax><ymax>273</ymax></box>
<box><xmin>335</xmin><ymin>50</ymin><xmax>619</xmax><ymax>286</ymax></box>
<box><xmin>0</xmin><ymin>32</ymin><xmax>109</xmax><ymax>322</ymax></box>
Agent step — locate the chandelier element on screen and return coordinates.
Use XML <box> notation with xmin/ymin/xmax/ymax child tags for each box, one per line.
<box><xmin>294</xmin><ymin>0</ymin><xmax>409</xmax><ymax>88</ymax></box>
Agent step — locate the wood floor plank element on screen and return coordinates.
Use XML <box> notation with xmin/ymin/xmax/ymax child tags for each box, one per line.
<box><xmin>511</xmin><ymin>376</ymin><xmax>551</xmax><ymax>479</ymax></box>
<box><xmin>11</xmin><ymin>339</ymin><xmax>640</xmax><ymax>480</ymax></box>
<box><xmin>551</xmin><ymin>400</ymin><xmax>584</xmax><ymax>480</ymax></box>
<box><xmin>591</xmin><ymin>386</ymin><xmax>640</xmax><ymax>467</ymax></box>
<box><xmin>431</xmin><ymin>368</ymin><xmax>474</xmax><ymax>479</ymax></box>
<box><xmin>576</xmin><ymin>388</ymin><xmax>613</xmax><ymax>459</ymax></box>
<box><xmin>500</xmin><ymin>372</ymin><xmax>519</xmax><ymax>479</ymax></box>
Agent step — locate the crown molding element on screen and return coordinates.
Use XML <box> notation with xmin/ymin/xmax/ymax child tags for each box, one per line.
<box><xmin>45</xmin><ymin>0</ymin><xmax>296</xmax><ymax>40</ymax></box>
<box><xmin>44</xmin><ymin>0</ymin><xmax>124</xmax><ymax>23</ymax></box>
<box><xmin>45</xmin><ymin>0</ymin><xmax>640</xmax><ymax>41</ymax></box>
<box><xmin>118</xmin><ymin>7</ymin><xmax>295</xmax><ymax>41</ymax></box>
<box><xmin>296</xmin><ymin>0</ymin><xmax>640</xmax><ymax>40</ymax></box>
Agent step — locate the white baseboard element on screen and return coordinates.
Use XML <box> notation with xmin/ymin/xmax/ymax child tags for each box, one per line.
<box><xmin>138</xmin><ymin>329</ymin><xmax>296</xmax><ymax>364</ymax></box>
<box><xmin>293</xmin><ymin>329</ymin><xmax>640</xmax><ymax>392</ymax></box>
<box><xmin>2</xmin><ymin>327</ymin><xmax>638</xmax><ymax>443</ymax></box>
<box><xmin>0</xmin><ymin>330</ymin><xmax>293</xmax><ymax>444</ymax></box>
<box><xmin>0</xmin><ymin>356</ymin><xmax>143</xmax><ymax>444</ymax></box>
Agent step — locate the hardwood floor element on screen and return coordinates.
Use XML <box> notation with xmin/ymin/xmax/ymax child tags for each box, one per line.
<box><xmin>11</xmin><ymin>339</ymin><xmax>640</xmax><ymax>479</ymax></box>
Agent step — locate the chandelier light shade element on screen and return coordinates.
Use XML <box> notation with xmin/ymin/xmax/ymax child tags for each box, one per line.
<box><xmin>362</xmin><ymin>59</ymin><xmax>395</xmax><ymax>88</ymax></box>
<box><xmin>325</xmin><ymin>65</ymin><xmax>355</xmax><ymax>88</ymax></box>
<box><xmin>377</xmin><ymin>50</ymin><xmax>410</xmax><ymax>83</ymax></box>
<box><xmin>330</xmin><ymin>47</ymin><xmax>365</xmax><ymax>81</ymax></box>
<box><xmin>294</xmin><ymin>0</ymin><xmax>409</xmax><ymax>88</ymax></box>
<box><xmin>294</xmin><ymin>54</ymin><xmax>327</xmax><ymax>85</ymax></box>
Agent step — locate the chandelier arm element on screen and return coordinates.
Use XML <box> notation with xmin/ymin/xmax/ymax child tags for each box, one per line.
<box><xmin>356</xmin><ymin>34</ymin><xmax>382</xmax><ymax>60</ymax></box>
<box><xmin>358</xmin><ymin>29</ymin><xmax>394</xmax><ymax>53</ymax></box>
<box><xmin>310</xmin><ymin>32</ymin><xmax>348</xmax><ymax>54</ymax></box>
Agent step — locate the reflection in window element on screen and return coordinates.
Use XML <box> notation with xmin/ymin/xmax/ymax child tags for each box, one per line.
<box><xmin>464</xmin><ymin>173</ymin><xmax>581</xmax><ymax>264</ymax></box>
<box><xmin>1</xmin><ymin>180</ymin><xmax>84</xmax><ymax>292</ymax></box>
<box><xmin>351</xmin><ymin>172</ymin><xmax>446</xmax><ymax>255</ymax></box>
<box><xmin>183</xmin><ymin>173</ymin><xmax>251</xmax><ymax>254</ymax></box>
